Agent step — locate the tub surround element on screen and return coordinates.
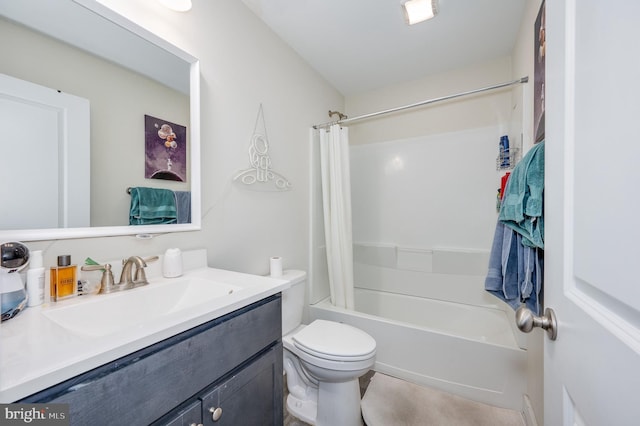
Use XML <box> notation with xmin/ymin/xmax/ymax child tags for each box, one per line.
<box><xmin>0</xmin><ymin>249</ymin><xmax>291</xmax><ymax>402</ymax></box>
<box><xmin>310</xmin><ymin>292</ymin><xmax>526</xmax><ymax>411</ymax></box>
<box><xmin>353</xmin><ymin>243</ymin><xmax>527</xmax><ymax>349</ymax></box>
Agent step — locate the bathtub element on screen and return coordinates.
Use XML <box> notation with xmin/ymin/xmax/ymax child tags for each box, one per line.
<box><xmin>309</xmin><ymin>288</ymin><xmax>527</xmax><ymax>411</ymax></box>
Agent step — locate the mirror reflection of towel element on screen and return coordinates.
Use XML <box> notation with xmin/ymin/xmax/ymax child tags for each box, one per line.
<box><xmin>129</xmin><ymin>187</ymin><xmax>177</xmax><ymax>225</ymax></box>
<box><xmin>174</xmin><ymin>191</ymin><xmax>191</xmax><ymax>224</ymax></box>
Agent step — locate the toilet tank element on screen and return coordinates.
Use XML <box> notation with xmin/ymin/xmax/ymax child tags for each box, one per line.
<box><xmin>280</xmin><ymin>270</ymin><xmax>307</xmax><ymax>335</ymax></box>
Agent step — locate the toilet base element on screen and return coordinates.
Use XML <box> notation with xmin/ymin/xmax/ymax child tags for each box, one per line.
<box><xmin>286</xmin><ymin>378</ymin><xmax>363</xmax><ymax>426</ymax></box>
<box><xmin>316</xmin><ymin>379</ymin><xmax>363</xmax><ymax>426</ymax></box>
<box><xmin>287</xmin><ymin>393</ymin><xmax>317</xmax><ymax>425</ymax></box>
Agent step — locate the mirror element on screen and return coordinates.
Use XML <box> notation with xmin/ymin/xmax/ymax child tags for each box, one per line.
<box><xmin>0</xmin><ymin>0</ymin><xmax>201</xmax><ymax>241</ymax></box>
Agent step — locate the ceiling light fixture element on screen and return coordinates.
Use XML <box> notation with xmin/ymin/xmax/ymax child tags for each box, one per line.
<box><xmin>157</xmin><ymin>0</ymin><xmax>192</xmax><ymax>12</ymax></box>
<box><xmin>402</xmin><ymin>0</ymin><xmax>438</xmax><ymax>25</ymax></box>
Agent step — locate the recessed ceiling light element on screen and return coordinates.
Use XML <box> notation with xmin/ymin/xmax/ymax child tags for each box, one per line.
<box><xmin>402</xmin><ymin>0</ymin><xmax>438</xmax><ymax>25</ymax></box>
<box><xmin>157</xmin><ymin>0</ymin><xmax>192</xmax><ymax>12</ymax></box>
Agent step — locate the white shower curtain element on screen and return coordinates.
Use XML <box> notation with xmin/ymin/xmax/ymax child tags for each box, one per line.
<box><xmin>319</xmin><ymin>124</ymin><xmax>355</xmax><ymax>310</ymax></box>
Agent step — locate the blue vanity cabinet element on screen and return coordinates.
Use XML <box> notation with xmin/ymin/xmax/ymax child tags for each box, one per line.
<box><xmin>196</xmin><ymin>343</ymin><xmax>282</xmax><ymax>425</ymax></box>
<box><xmin>163</xmin><ymin>400</ymin><xmax>202</xmax><ymax>426</ymax></box>
<box><xmin>20</xmin><ymin>295</ymin><xmax>283</xmax><ymax>426</ymax></box>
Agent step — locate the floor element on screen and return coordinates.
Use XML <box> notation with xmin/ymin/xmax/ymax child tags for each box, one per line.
<box><xmin>283</xmin><ymin>370</ymin><xmax>523</xmax><ymax>426</ymax></box>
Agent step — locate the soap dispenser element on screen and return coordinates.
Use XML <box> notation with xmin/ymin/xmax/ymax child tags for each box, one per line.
<box><xmin>26</xmin><ymin>250</ymin><xmax>45</xmax><ymax>307</ymax></box>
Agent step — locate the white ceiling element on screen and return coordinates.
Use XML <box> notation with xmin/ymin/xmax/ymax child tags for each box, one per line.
<box><xmin>241</xmin><ymin>0</ymin><xmax>526</xmax><ymax>95</ymax></box>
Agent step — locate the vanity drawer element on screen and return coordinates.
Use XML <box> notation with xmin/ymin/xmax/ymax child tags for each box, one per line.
<box><xmin>199</xmin><ymin>343</ymin><xmax>283</xmax><ymax>426</ymax></box>
<box><xmin>163</xmin><ymin>400</ymin><xmax>202</xmax><ymax>426</ymax></box>
<box><xmin>21</xmin><ymin>295</ymin><xmax>282</xmax><ymax>426</ymax></box>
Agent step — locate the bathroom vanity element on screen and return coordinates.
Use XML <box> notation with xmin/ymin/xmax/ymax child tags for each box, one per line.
<box><xmin>21</xmin><ymin>295</ymin><xmax>283</xmax><ymax>425</ymax></box>
<box><xmin>0</xmin><ymin>250</ymin><xmax>290</xmax><ymax>425</ymax></box>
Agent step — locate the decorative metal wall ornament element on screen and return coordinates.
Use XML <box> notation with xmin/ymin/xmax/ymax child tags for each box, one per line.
<box><xmin>233</xmin><ymin>104</ymin><xmax>292</xmax><ymax>191</ymax></box>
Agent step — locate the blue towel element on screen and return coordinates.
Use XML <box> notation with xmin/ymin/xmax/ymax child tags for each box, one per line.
<box><xmin>129</xmin><ymin>187</ymin><xmax>177</xmax><ymax>225</ymax></box>
<box><xmin>523</xmin><ymin>245</ymin><xmax>543</xmax><ymax>315</ymax></box>
<box><xmin>174</xmin><ymin>191</ymin><xmax>191</xmax><ymax>224</ymax></box>
<box><xmin>485</xmin><ymin>219</ymin><xmax>543</xmax><ymax>315</ymax></box>
<box><xmin>499</xmin><ymin>141</ymin><xmax>545</xmax><ymax>249</ymax></box>
<box><xmin>485</xmin><ymin>220</ymin><xmax>520</xmax><ymax>308</ymax></box>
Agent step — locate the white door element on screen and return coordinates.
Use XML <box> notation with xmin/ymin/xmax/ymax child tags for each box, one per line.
<box><xmin>545</xmin><ymin>1</ymin><xmax>640</xmax><ymax>425</ymax></box>
<box><xmin>0</xmin><ymin>73</ymin><xmax>90</xmax><ymax>230</ymax></box>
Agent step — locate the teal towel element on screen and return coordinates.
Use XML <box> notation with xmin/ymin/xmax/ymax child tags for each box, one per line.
<box><xmin>129</xmin><ymin>187</ymin><xmax>177</xmax><ymax>225</ymax></box>
<box><xmin>499</xmin><ymin>141</ymin><xmax>545</xmax><ymax>249</ymax></box>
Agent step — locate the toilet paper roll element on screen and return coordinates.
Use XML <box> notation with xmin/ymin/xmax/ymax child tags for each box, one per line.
<box><xmin>270</xmin><ymin>256</ymin><xmax>283</xmax><ymax>277</ymax></box>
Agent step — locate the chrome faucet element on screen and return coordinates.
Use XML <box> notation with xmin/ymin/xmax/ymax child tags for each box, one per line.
<box><xmin>81</xmin><ymin>256</ymin><xmax>158</xmax><ymax>294</ymax></box>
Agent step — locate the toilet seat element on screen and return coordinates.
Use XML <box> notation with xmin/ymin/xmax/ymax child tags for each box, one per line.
<box><xmin>292</xmin><ymin>320</ymin><xmax>376</xmax><ymax>362</ymax></box>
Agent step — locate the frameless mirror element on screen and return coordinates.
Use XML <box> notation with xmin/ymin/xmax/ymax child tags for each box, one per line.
<box><xmin>0</xmin><ymin>0</ymin><xmax>200</xmax><ymax>241</ymax></box>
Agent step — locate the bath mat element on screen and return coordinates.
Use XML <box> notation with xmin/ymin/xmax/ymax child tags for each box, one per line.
<box><xmin>361</xmin><ymin>373</ymin><xmax>523</xmax><ymax>426</ymax></box>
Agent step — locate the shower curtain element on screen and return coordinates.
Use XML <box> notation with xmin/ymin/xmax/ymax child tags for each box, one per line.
<box><xmin>319</xmin><ymin>124</ymin><xmax>355</xmax><ymax>310</ymax></box>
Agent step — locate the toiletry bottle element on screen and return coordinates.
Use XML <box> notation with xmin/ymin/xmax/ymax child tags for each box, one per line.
<box><xmin>50</xmin><ymin>255</ymin><xmax>77</xmax><ymax>301</ymax></box>
<box><xmin>499</xmin><ymin>135</ymin><xmax>510</xmax><ymax>167</ymax></box>
<box><xmin>26</xmin><ymin>250</ymin><xmax>45</xmax><ymax>307</ymax></box>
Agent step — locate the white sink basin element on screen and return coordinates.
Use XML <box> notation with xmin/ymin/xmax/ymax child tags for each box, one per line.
<box><xmin>42</xmin><ymin>277</ymin><xmax>241</xmax><ymax>337</ymax></box>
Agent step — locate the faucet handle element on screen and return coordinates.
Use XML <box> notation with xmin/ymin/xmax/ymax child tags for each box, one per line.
<box><xmin>81</xmin><ymin>264</ymin><xmax>108</xmax><ymax>272</ymax></box>
<box><xmin>120</xmin><ymin>255</ymin><xmax>159</xmax><ymax>266</ymax></box>
<box><xmin>81</xmin><ymin>263</ymin><xmax>115</xmax><ymax>294</ymax></box>
<box><xmin>134</xmin><ymin>268</ymin><xmax>147</xmax><ymax>284</ymax></box>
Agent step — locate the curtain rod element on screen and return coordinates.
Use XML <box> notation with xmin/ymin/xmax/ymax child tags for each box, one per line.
<box><xmin>312</xmin><ymin>76</ymin><xmax>529</xmax><ymax>130</ymax></box>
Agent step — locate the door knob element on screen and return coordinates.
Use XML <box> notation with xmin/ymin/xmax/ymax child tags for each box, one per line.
<box><xmin>515</xmin><ymin>305</ymin><xmax>558</xmax><ymax>340</ymax></box>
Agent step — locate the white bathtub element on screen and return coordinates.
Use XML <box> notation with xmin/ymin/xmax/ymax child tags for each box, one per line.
<box><xmin>309</xmin><ymin>288</ymin><xmax>527</xmax><ymax>411</ymax></box>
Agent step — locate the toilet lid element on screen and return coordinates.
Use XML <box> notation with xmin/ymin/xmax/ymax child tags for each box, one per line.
<box><xmin>292</xmin><ymin>320</ymin><xmax>376</xmax><ymax>361</ymax></box>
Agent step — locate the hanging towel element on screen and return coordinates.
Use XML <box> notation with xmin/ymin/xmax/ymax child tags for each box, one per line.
<box><xmin>499</xmin><ymin>141</ymin><xmax>545</xmax><ymax>249</ymax></box>
<box><xmin>485</xmin><ymin>219</ymin><xmax>520</xmax><ymax>306</ymax></box>
<box><xmin>523</xmin><ymin>246</ymin><xmax>543</xmax><ymax>315</ymax></box>
<box><xmin>129</xmin><ymin>187</ymin><xmax>177</xmax><ymax>225</ymax></box>
<box><xmin>486</xmin><ymin>142</ymin><xmax>545</xmax><ymax>315</ymax></box>
<box><xmin>485</xmin><ymin>218</ymin><xmax>544</xmax><ymax>315</ymax></box>
<box><xmin>174</xmin><ymin>191</ymin><xmax>191</xmax><ymax>224</ymax></box>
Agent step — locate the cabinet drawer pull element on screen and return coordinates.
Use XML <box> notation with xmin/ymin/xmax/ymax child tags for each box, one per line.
<box><xmin>189</xmin><ymin>423</ymin><xmax>203</xmax><ymax>426</ymax></box>
<box><xmin>209</xmin><ymin>407</ymin><xmax>223</xmax><ymax>421</ymax></box>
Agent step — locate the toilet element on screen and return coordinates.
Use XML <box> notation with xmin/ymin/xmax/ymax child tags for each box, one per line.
<box><xmin>280</xmin><ymin>270</ymin><xmax>376</xmax><ymax>426</ymax></box>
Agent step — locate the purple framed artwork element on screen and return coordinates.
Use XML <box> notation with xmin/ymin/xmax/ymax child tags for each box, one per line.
<box><xmin>144</xmin><ymin>114</ymin><xmax>187</xmax><ymax>182</ymax></box>
<box><xmin>534</xmin><ymin>1</ymin><xmax>545</xmax><ymax>143</ymax></box>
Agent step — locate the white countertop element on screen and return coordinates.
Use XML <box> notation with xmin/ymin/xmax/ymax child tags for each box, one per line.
<box><xmin>0</xmin><ymin>258</ymin><xmax>290</xmax><ymax>402</ymax></box>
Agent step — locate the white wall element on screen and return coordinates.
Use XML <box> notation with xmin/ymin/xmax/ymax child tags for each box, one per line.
<box><xmin>346</xmin><ymin>56</ymin><xmax>515</xmax><ymax>144</ymax></box>
<box><xmin>19</xmin><ymin>0</ymin><xmax>343</xmax><ymax>279</ymax></box>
